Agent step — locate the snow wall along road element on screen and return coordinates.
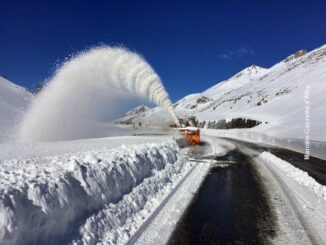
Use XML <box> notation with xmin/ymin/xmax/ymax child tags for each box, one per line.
<box><xmin>0</xmin><ymin>139</ymin><xmax>191</xmax><ymax>245</ymax></box>
<box><xmin>17</xmin><ymin>46</ymin><xmax>179</xmax><ymax>142</ymax></box>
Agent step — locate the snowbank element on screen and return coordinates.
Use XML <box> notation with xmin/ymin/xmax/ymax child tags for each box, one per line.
<box><xmin>0</xmin><ymin>139</ymin><xmax>190</xmax><ymax>245</ymax></box>
<box><xmin>260</xmin><ymin>152</ymin><xmax>326</xmax><ymax>201</ymax></box>
<box><xmin>203</xmin><ymin>129</ymin><xmax>326</xmax><ymax>160</ymax></box>
<box><xmin>132</xmin><ymin>160</ymin><xmax>211</xmax><ymax>245</ymax></box>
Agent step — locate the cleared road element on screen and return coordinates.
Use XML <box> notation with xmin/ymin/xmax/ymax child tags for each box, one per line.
<box><xmin>169</xmin><ymin>136</ymin><xmax>326</xmax><ymax>245</ymax></box>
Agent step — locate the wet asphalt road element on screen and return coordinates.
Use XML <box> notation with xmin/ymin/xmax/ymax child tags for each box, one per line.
<box><xmin>168</xmin><ymin>137</ymin><xmax>326</xmax><ymax>245</ymax></box>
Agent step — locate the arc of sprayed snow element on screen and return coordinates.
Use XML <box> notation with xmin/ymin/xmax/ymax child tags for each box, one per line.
<box><xmin>102</xmin><ymin>47</ymin><xmax>179</xmax><ymax>125</ymax></box>
<box><xmin>18</xmin><ymin>46</ymin><xmax>180</xmax><ymax>142</ymax></box>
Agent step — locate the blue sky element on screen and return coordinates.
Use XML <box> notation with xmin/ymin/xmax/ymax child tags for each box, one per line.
<box><xmin>1</xmin><ymin>0</ymin><xmax>326</xmax><ymax>101</ymax></box>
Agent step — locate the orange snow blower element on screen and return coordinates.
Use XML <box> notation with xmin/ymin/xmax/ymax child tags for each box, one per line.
<box><xmin>178</xmin><ymin>127</ymin><xmax>200</xmax><ymax>145</ymax></box>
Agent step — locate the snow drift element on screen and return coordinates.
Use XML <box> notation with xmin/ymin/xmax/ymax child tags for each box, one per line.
<box><xmin>0</xmin><ymin>138</ymin><xmax>190</xmax><ymax>245</ymax></box>
<box><xmin>17</xmin><ymin>46</ymin><xmax>178</xmax><ymax>142</ymax></box>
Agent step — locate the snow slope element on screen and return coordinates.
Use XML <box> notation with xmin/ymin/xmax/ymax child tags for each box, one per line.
<box><xmin>0</xmin><ymin>76</ymin><xmax>32</xmax><ymax>141</ymax></box>
<box><xmin>121</xmin><ymin>44</ymin><xmax>326</xmax><ymax>144</ymax></box>
<box><xmin>0</xmin><ymin>138</ymin><xmax>191</xmax><ymax>245</ymax></box>
<box><xmin>182</xmin><ymin>46</ymin><xmax>326</xmax><ymax>141</ymax></box>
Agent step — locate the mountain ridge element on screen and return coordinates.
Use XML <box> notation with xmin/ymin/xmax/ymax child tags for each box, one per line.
<box><xmin>118</xmin><ymin>44</ymin><xmax>326</xmax><ymax>141</ymax></box>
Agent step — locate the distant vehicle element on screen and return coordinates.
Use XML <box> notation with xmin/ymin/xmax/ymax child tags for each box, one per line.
<box><xmin>178</xmin><ymin>127</ymin><xmax>200</xmax><ymax>145</ymax></box>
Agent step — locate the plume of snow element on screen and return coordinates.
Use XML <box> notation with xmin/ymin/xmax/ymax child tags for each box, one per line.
<box><xmin>18</xmin><ymin>46</ymin><xmax>179</xmax><ymax>142</ymax></box>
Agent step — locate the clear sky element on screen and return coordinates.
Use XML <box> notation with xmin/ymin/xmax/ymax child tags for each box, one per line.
<box><xmin>1</xmin><ymin>0</ymin><xmax>326</xmax><ymax>101</ymax></box>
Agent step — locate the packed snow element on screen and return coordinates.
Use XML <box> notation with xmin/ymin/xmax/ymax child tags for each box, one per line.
<box><xmin>260</xmin><ymin>152</ymin><xmax>326</xmax><ymax>200</ymax></box>
<box><xmin>0</xmin><ymin>76</ymin><xmax>32</xmax><ymax>142</ymax></box>
<box><xmin>131</xmin><ymin>160</ymin><xmax>212</xmax><ymax>245</ymax></box>
<box><xmin>257</xmin><ymin>151</ymin><xmax>326</xmax><ymax>244</ymax></box>
<box><xmin>203</xmin><ymin>137</ymin><xmax>236</xmax><ymax>157</ymax></box>
<box><xmin>0</xmin><ymin>138</ymin><xmax>194</xmax><ymax>245</ymax></box>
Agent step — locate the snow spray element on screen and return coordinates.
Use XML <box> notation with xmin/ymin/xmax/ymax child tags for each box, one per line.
<box><xmin>18</xmin><ymin>46</ymin><xmax>179</xmax><ymax>142</ymax></box>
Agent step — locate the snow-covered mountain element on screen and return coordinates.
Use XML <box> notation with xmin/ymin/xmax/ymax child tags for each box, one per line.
<box><xmin>0</xmin><ymin>76</ymin><xmax>33</xmax><ymax>141</ymax></box>
<box><xmin>122</xmin><ymin>44</ymin><xmax>326</xmax><ymax>141</ymax></box>
<box><xmin>175</xmin><ymin>64</ymin><xmax>269</xmax><ymax>111</ymax></box>
<box><xmin>114</xmin><ymin>105</ymin><xmax>150</xmax><ymax>124</ymax></box>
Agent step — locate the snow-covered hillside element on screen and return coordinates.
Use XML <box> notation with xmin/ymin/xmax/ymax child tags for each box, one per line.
<box><xmin>190</xmin><ymin>46</ymin><xmax>326</xmax><ymax>141</ymax></box>
<box><xmin>0</xmin><ymin>76</ymin><xmax>32</xmax><ymax>141</ymax></box>
<box><xmin>127</xmin><ymin>44</ymin><xmax>326</xmax><ymax>142</ymax></box>
<box><xmin>114</xmin><ymin>105</ymin><xmax>150</xmax><ymax>125</ymax></box>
